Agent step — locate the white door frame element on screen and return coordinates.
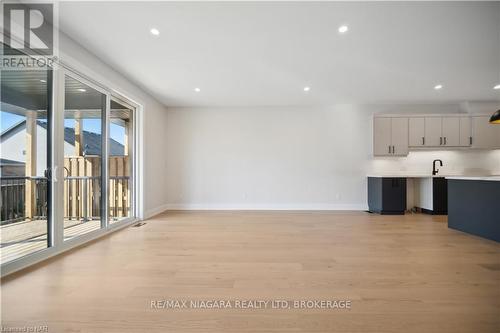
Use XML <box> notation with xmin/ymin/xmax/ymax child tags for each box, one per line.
<box><xmin>1</xmin><ymin>63</ymin><xmax>143</xmax><ymax>277</ymax></box>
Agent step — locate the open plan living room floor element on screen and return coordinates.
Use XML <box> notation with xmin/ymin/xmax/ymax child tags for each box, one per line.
<box><xmin>1</xmin><ymin>211</ymin><xmax>499</xmax><ymax>333</ymax></box>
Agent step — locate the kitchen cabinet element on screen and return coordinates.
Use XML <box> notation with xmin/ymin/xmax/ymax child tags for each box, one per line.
<box><xmin>441</xmin><ymin>117</ymin><xmax>460</xmax><ymax>146</ymax></box>
<box><xmin>373</xmin><ymin>117</ymin><xmax>408</xmax><ymax>156</ymax></box>
<box><xmin>424</xmin><ymin>117</ymin><xmax>442</xmax><ymax>147</ymax></box>
<box><xmin>373</xmin><ymin>117</ymin><xmax>391</xmax><ymax>155</ymax></box>
<box><xmin>459</xmin><ymin>116</ymin><xmax>472</xmax><ymax>147</ymax></box>
<box><xmin>409</xmin><ymin>117</ymin><xmax>425</xmax><ymax>146</ymax></box>
<box><xmin>422</xmin><ymin>116</ymin><xmax>462</xmax><ymax>147</ymax></box>
<box><xmin>391</xmin><ymin>117</ymin><xmax>409</xmax><ymax>155</ymax></box>
<box><xmin>410</xmin><ymin>116</ymin><xmax>461</xmax><ymax>147</ymax></box>
<box><xmin>373</xmin><ymin>113</ymin><xmax>498</xmax><ymax>156</ymax></box>
<box><xmin>368</xmin><ymin>177</ymin><xmax>407</xmax><ymax>215</ymax></box>
<box><xmin>471</xmin><ymin>116</ymin><xmax>500</xmax><ymax>149</ymax></box>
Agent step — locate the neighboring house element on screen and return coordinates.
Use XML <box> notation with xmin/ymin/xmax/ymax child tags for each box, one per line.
<box><xmin>0</xmin><ymin>120</ymin><xmax>124</xmax><ymax>177</ymax></box>
<box><xmin>0</xmin><ymin>158</ymin><xmax>25</xmax><ymax>177</ymax></box>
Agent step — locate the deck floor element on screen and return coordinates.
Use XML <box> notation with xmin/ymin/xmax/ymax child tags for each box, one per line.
<box><xmin>0</xmin><ymin>219</ymin><xmax>101</xmax><ymax>263</ymax></box>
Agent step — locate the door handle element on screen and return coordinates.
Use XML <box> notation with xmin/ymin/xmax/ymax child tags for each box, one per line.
<box><xmin>469</xmin><ymin>136</ymin><xmax>472</xmax><ymax>145</ymax></box>
<box><xmin>439</xmin><ymin>137</ymin><xmax>442</xmax><ymax>145</ymax></box>
<box><xmin>388</xmin><ymin>145</ymin><xmax>391</xmax><ymax>154</ymax></box>
<box><xmin>444</xmin><ymin>137</ymin><xmax>447</xmax><ymax>145</ymax></box>
<box><xmin>422</xmin><ymin>137</ymin><xmax>425</xmax><ymax>145</ymax></box>
<box><xmin>43</xmin><ymin>166</ymin><xmax>58</xmax><ymax>182</ymax></box>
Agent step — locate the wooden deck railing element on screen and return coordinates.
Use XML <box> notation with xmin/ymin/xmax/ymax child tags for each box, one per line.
<box><xmin>0</xmin><ymin>177</ymin><xmax>47</xmax><ymax>225</ymax></box>
<box><xmin>1</xmin><ymin>156</ymin><xmax>131</xmax><ymax>225</ymax></box>
<box><xmin>0</xmin><ymin>176</ymin><xmax>131</xmax><ymax>225</ymax></box>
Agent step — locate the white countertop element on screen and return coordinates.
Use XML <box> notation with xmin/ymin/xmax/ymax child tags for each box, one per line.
<box><xmin>446</xmin><ymin>176</ymin><xmax>500</xmax><ymax>182</ymax></box>
<box><xmin>367</xmin><ymin>174</ymin><xmax>459</xmax><ymax>178</ymax></box>
<box><xmin>367</xmin><ymin>173</ymin><xmax>500</xmax><ymax>179</ymax></box>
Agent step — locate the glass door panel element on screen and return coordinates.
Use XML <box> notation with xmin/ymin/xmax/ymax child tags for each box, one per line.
<box><xmin>63</xmin><ymin>75</ymin><xmax>105</xmax><ymax>240</ymax></box>
<box><xmin>0</xmin><ymin>69</ymin><xmax>52</xmax><ymax>264</ymax></box>
<box><xmin>109</xmin><ymin>99</ymin><xmax>134</xmax><ymax>223</ymax></box>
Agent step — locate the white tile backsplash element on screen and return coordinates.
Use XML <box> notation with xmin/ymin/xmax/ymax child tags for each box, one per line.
<box><xmin>370</xmin><ymin>150</ymin><xmax>500</xmax><ymax>176</ymax></box>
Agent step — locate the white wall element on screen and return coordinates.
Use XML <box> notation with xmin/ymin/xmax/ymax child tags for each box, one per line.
<box><xmin>58</xmin><ymin>32</ymin><xmax>169</xmax><ymax>218</ymax></box>
<box><xmin>165</xmin><ymin>104</ymin><xmax>500</xmax><ymax>210</ymax></box>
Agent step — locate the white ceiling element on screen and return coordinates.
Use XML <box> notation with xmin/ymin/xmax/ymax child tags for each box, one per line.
<box><xmin>59</xmin><ymin>1</ymin><xmax>500</xmax><ymax>107</ymax></box>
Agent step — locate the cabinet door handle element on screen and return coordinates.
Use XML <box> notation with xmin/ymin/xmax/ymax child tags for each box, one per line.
<box><xmin>469</xmin><ymin>136</ymin><xmax>472</xmax><ymax>145</ymax></box>
<box><xmin>422</xmin><ymin>137</ymin><xmax>425</xmax><ymax>145</ymax></box>
<box><xmin>444</xmin><ymin>137</ymin><xmax>447</xmax><ymax>145</ymax></box>
<box><xmin>392</xmin><ymin>146</ymin><xmax>395</xmax><ymax>154</ymax></box>
<box><xmin>388</xmin><ymin>145</ymin><xmax>391</xmax><ymax>154</ymax></box>
<box><xmin>439</xmin><ymin>137</ymin><xmax>442</xmax><ymax>145</ymax></box>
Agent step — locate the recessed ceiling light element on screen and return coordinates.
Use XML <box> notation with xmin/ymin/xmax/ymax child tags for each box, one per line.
<box><xmin>150</xmin><ymin>28</ymin><xmax>160</xmax><ymax>36</ymax></box>
<box><xmin>194</xmin><ymin>87</ymin><xmax>201</xmax><ymax>92</ymax></box>
<box><xmin>338</xmin><ymin>25</ymin><xmax>349</xmax><ymax>34</ymax></box>
<box><xmin>434</xmin><ymin>84</ymin><xmax>443</xmax><ymax>90</ymax></box>
<box><xmin>39</xmin><ymin>79</ymin><xmax>46</xmax><ymax>83</ymax></box>
<box><xmin>494</xmin><ymin>84</ymin><xmax>500</xmax><ymax>90</ymax></box>
<box><xmin>77</xmin><ymin>88</ymin><xmax>86</xmax><ymax>92</ymax></box>
<box><xmin>303</xmin><ymin>86</ymin><xmax>311</xmax><ymax>92</ymax></box>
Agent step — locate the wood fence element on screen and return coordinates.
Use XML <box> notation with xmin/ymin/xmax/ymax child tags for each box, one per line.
<box><xmin>64</xmin><ymin>156</ymin><xmax>130</xmax><ymax>220</ymax></box>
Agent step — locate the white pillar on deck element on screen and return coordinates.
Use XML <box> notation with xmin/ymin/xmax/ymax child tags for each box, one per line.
<box><xmin>25</xmin><ymin>112</ymin><xmax>37</xmax><ymax>219</ymax></box>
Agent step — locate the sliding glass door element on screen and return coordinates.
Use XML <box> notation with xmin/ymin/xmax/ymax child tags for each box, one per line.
<box><xmin>62</xmin><ymin>74</ymin><xmax>106</xmax><ymax>240</ymax></box>
<box><xmin>0</xmin><ymin>69</ymin><xmax>53</xmax><ymax>263</ymax></box>
<box><xmin>1</xmin><ymin>68</ymin><xmax>137</xmax><ymax>269</ymax></box>
<box><xmin>109</xmin><ymin>99</ymin><xmax>134</xmax><ymax>224</ymax></box>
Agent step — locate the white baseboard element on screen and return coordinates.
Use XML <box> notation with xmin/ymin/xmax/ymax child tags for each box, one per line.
<box><xmin>164</xmin><ymin>203</ymin><xmax>368</xmax><ymax>211</ymax></box>
<box><xmin>144</xmin><ymin>203</ymin><xmax>170</xmax><ymax>219</ymax></box>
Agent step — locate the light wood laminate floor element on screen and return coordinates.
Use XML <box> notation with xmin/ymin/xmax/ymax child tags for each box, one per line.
<box><xmin>1</xmin><ymin>211</ymin><xmax>499</xmax><ymax>332</ymax></box>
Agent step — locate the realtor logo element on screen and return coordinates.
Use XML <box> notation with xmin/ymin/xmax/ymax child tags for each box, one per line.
<box><xmin>3</xmin><ymin>3</ymin><xmax>54</xmax><ymax>56</ymax></box>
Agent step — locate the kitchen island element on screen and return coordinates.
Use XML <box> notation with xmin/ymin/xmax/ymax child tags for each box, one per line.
<box><xmin>447</xmin><ymin>177</ymin><xmax>500</xmax><ymax>242</ymax></box>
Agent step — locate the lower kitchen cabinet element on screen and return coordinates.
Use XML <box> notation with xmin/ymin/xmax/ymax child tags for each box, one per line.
<box><xmin>368</xmin><ymin>177</ymin><xmax>407</xmax><ymax>215</ymax></box>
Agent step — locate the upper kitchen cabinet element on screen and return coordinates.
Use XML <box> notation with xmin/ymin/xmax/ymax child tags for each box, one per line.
<box><xmin>419</xmin><ymin>116</ymin><xmax>463</xmax><ymax>147</ymax></box>
<box><xmin>424</xmin><ymin>116</ymin><xmax>461</xmax><ymax>147</ymax></box>
<box><xmin>441</xmin><ymin>117</ymin><xmax>460</xmax><ymax>147</ymax></box>
<box><xmin>459</xmin><ymin>117</ymin><xmax>472</xmax><ymax>147</ymax></box>
<box><xmin>373</xmin><ymin>113</ymin><xmax>496</xmax><ymax>156</ymax></box>
<box><xmin>471</xmin><ymin>116</ymin><xmax>500</xmax><ymax>149</ymax></box>
<box><xmin>424</xmin><ymin>117</ymin><xmax>442</xmax><ymax>147</ymax></box>
<box><xmin>409</xmin><ymin>117</ymin><xmax>425</xmax><ymax>147</ymax></box>
<box><xmin>373</xmin><ymin>117</ymin><xmax>408</xmax><ymax>156</ymax></box>
<box><xmin>391</xmin><ymin>118</ymin><xmax>409</xmax><ymax>155</ymax></box>
<box><xmin>373</xmin><ymin>117</ymin><xmax>391</xmax><ymax>155</ymax></box>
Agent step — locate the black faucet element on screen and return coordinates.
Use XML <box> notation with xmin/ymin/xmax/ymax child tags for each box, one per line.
<box><xmin>432</xmin><ymin>159</ymin><xmax>443</xmax><ymax>176</ymax></box>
